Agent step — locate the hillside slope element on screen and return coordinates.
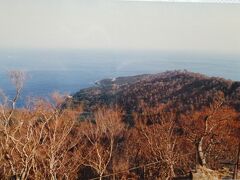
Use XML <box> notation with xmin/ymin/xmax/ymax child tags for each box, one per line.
<box><xmin>72</xmin><ymin>70</ymin><xmax>240</xmax><ymax>116</ymax></box>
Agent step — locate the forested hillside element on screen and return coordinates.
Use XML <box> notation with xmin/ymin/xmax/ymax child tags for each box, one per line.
<box><xmin>0</xmin><ymin>70</ymin><xmax>239</xmax><ymax>179</ymax></box>
<box><xmin>73</xmin><ymin>70</ymin><xmax>240</xmax><ymax>118</ymax></box>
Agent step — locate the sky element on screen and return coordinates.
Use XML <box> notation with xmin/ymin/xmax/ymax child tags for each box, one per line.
<box><xmin>0</xmin><ymin>0</ymin><xmax>240</xmax><ymax>55</ymax></box>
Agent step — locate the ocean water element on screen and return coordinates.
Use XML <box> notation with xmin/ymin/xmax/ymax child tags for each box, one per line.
<box><xmin>0</xmin><ymin>50</ymin><xmax>239</xmax><ymax>107</ymax></box>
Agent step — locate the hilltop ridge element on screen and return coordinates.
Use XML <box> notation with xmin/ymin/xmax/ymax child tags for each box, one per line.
<box><xmin>72</xmin><ymin>70</ymin><xmax>240</xmax><ymax>118</ymax></box>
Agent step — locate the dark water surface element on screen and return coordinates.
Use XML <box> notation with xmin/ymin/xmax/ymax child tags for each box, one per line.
<box><xmin>0</xmin><ymin>50</ymin><xmax>239</xmax><ymax>106</ymax></box>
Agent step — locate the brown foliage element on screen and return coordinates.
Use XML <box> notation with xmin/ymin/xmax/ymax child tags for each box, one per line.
<box><xmin>0</xmin><ymin>98</ymin><xmax>83</xmax><ymax>179</ymax></box>
<box><xmin>79</xmin><ymin>107</ymin><xmax>125</xmax><ymax>180</ymax></box>
<box><xmin>0</xmin><ymin>71</ymin><xmax>240</xmax><ymax>179</ymax></box>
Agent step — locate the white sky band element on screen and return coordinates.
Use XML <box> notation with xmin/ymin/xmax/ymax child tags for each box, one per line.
<box><xmin>0</xmin><ymin>0</ymin><xmax>240</xmax><ymax>55</ymax></box>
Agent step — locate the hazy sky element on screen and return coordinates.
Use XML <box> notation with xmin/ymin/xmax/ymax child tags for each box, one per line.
<box><xmin>0</xmin><ymin>0</ymin><xmax>240</xmax><ymax>55</ymax></box>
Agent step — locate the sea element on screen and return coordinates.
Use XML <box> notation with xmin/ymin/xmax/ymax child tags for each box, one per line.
<box><xmin>0</xmin><ymin>49</ymin><xmax>239</xmax><ymax>107</ymax></box>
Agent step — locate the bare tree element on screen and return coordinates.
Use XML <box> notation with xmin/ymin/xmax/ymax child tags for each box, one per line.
<box><xmin>80</xmin><ymin>107</ymin><xmax>125</xmax><ymax>180</ymax></box>
<box><xmin>181</xmin><ymin>97</ymin><xmax>239</xmax><ymax>169</ymax></box>
<box><xmin>0</xmin><ymin>71</ymin><xmax>26</xmax><ymax>125</ymax></box>
<box><xmin>134</xmin><ymin>105</ymin><xmax>179</xmax><ymax>180</ymax></box>
<box><xmin>0</xmin><ymin>71</ymin><xmax>83</xmax><ymax>179</ymax></box>
<box><xmin>0</xmin><ymin>70</ymin><xmax>28</xmax><ymax>179</ymax></box>
<box><xmin>24</xmin><ymin>94</ymin><xmax>83</xmax><ymax>179</ymax></box>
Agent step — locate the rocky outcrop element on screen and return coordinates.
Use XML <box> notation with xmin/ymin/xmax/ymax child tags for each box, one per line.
<box><xmin>192</xmin><ymin>166</ymin><xmax>232</xmax><ymax>180</ymax></box>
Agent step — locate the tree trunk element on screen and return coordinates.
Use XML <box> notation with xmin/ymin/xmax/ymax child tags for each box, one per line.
<box><xmin>197</xmin><ymin>137</ymin><xmax>206</xmax><ymax>167</ymax></box>
<box><xmin>50</xmin><ymin>173</ymin><xmax>57</xmax><ymax>180</ymax></box>
<box><xmin>169</xmin><ymin>164</ymin><xmax>175</xmax><ymax>178</ymax></box>
<box><xmin>99</xmin><ymin>172</ymin><xmax>103</xmax><ymax>180</ymax></box>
